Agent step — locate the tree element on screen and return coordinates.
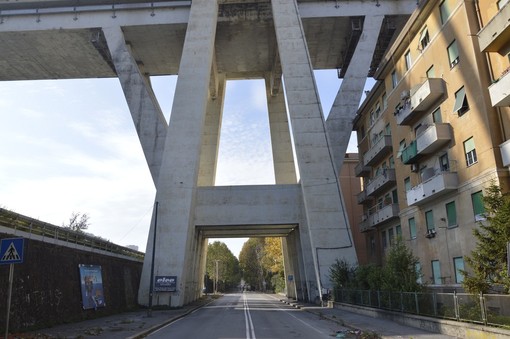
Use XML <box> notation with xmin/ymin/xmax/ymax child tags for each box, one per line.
<box><xmin>239</xmin><ymin>238</ymin><xmax>265</xmax><ymax>290</ymax></box>
<box><xmin>206</xmin><ymin>241</ymin><xmax>241</xmax><ymax>292</ymax></box>
<box><xmin>462</xmin><ymin>183</ymin><xmax>510</xmax><ymax>294</ymax></box>
<box><xmin>381</xmin><ymin>239</ymin><xmax>422</xmax><ymax>292</ymax></box>
<box><xmin>330</xmin><ymin>240</ymin><xmax>421</xmax><ymax>293</ymax></box>
<box><xmin>63</xmin><ymin>212</ymin><xmax>90</xmax><ymax>232</ymax></box>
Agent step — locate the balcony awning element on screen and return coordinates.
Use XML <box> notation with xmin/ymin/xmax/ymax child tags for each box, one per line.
<box><xmin>419</xmin><ymin>27</ymin><xmax>429</xmax><ymax>42</ymax></box>
<box><xmin>452</xmin><ymin>87</ymin><xmax>466</xmax><ymax>113</ymax></box>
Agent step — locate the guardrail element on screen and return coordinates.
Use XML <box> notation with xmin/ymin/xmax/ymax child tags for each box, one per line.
<box><xmin>334</xmin><ymin>288</ymin><xmax>510</xmax><ymax>328</ymax></box>
<box><xmin>0</xmin><ymin>207</ymin><xmax>144</xmax><ymax>260</ymax></box>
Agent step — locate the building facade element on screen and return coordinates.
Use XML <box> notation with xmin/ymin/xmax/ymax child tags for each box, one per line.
<box><xmin>353</xmin><ymin>0</ymin><xmax>510</xmax><ymax>288</ymax></box>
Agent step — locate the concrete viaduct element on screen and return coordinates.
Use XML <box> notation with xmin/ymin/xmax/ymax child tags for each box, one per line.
<box><xmin>0</xmin><ymin>0</ymin><xmax>417</xmax><ymax>306</ymax></box>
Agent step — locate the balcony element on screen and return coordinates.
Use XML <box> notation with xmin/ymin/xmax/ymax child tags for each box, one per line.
<box><xmin>355</xmin><ymin>162</ymin><xmax>371</xmax><ymax>177</ymax></box>
<box><xmin>406</xmin><ymin>168</ymin><xmax>459</xmax><ymax>206</ymax></box>
<box><xmin>402</xmin><ymin>124</ymin><xmax>452</xmax><ymax>164</ymax></box>
<box><xmin>488</xmin><ymin>69</ymin><xmax>510</xmax><ymax>107</ymax></box>
<box><xmin>478</xmin><ymin>2</ymin><xmax>510</xmax><ymax>54</ymax></box>
<box><xmin>500</xmin><ymin>139</ymin><xmax>510</xmax><ymax>167</ymax></box>
<box><xmin>357</xmin><ymin>190</ymin><xmax>370</xmax><ymax>205</ymax></box>
<box><xmin>396</xmin><ymin>79</ymin><xmax>446</xmax><ymax>126</ymax></box>
<box><xmin>364</xmin><ymin>135</ymin><xmax>392</xmax><ymax>166</ymax></box>
<box><xmin>359</xmin><ymin>203</ymin><xmax>400</xmax><ymax>232</ymax></box>
<box><xmin>365</xmin><ymin>169</ymin><xmax>396</xmax><ymax>198</ymax></box>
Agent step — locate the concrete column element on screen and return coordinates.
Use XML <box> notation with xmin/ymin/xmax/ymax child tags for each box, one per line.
<box><xmin>326</xmin><ymin>15</ymin><xmax>384</xmax><ymax>172</ymax></box>
<box><xmin>198</xmin><ymin>73</ymin><xmax>226</xmax><ymax>186</ymax></box>
<box><xmin>271</xmin><ymin>0</ymin><xmax>357</xmax><ymax>302</ymax></box>
<box><xmin>265</xmin><ymin>77</ymin><xmax>297</xmax><ymax>184</ymax></box>
<box><xmin>103</xmin><ymin>25</ymin><xmax>167</xmax><ymax>185</ymax></box>
<box><xmin>138</xmin><ymin>0</ymin><xmax>218</xmax><ymax>307</ymax></box>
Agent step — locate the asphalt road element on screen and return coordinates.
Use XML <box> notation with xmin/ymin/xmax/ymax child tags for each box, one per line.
<box><xmin>147</xmin><ymin>292</ymin><xmax>346</xmax><ymax>339</ymax></box>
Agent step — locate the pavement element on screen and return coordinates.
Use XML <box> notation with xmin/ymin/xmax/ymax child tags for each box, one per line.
<box><xmin>10</xmin><ymin>294</ymin><xmax>456</xmax><ymax>339</ymax></box>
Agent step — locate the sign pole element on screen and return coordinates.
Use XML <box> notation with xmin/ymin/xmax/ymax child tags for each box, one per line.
<box><xmin>4</xmin><ymin>263</ymin><xmax>14</xmax><ymax>339</ymax></box>
<box><xmin>148</xmin><ymin>201</ymin><xmax>158</xmax><ymax>317</ymax></box>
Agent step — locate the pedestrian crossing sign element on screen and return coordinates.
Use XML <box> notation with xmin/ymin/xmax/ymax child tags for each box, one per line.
<box><xmin>0</xmin><ymin>238</ymin><xmax>24</xmax><ymax>265</ymax></box>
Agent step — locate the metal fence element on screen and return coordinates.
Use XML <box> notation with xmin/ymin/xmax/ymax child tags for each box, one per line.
<box><xmin>334</xmin><ymin>288</ymin><xmax>510</xmax><ymax>328</ymax></box>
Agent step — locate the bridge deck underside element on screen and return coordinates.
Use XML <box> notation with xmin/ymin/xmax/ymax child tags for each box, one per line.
<box><xmin>0</xmin><ymin>12</ymin><xmax>408</xmax><ymax>81</ymax></box>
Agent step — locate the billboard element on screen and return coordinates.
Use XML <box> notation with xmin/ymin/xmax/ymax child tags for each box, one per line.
<box><xmin>154</xmin><ymin>276</ymin><xmax>177</xmax><ymax>292</ymax></box>
<box><xmin>79</xmin><ymin>264</ymin><xmax>106</xmax><ymax>310</ymax></box>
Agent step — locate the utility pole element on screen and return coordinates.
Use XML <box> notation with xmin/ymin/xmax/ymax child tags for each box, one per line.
<box><xmin>214</xmin><ymin>260</ymin><xmax>220</xmax><ymax>294</ymax></box>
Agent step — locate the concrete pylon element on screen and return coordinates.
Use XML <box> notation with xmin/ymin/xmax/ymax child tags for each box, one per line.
<box><xmin>271</xmin><ymin>0</ymin><xmax>357</xmax><ymax>303</ymax></box>
<box><xmin>139</xmin><ymin>0</ymin><xmax>219</xmax><ymax>307</ymax></box>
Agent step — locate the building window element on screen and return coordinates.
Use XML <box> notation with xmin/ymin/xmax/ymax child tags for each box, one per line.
<box><xmin>385</xmin><ymin>123</ymin><xmax>391</xmax><ymax>136</ymax></box>
<box><xmin>472</xmin><ymin>190</ymin><xmax>485</xmax><ymax>221</ymax></box>
<box><xmin>392</xmin><ymin>189</ymin><xmax>398</xmax><ymax>204</ymax></box>
<box><xmin>404</xmin><ymin>177</ymin><xmax>411</xmax><ymax>192</ymax></box>
<box><xmin>440</xmin><ymin>0</ymin><xmax>451</xmax><ymax>25</ymax></box>
<box><xmin>446</xmin><ymin>201</ymin><xmax>457</xmax><ymax>227</ymax></box>
<box><xmin>415</xmin><ymin>262</ymin><xmax>423</xmax><ymax>284</ymax></box>
<box><xmin>405</xmin><ymin>50</ymin><xmax>412</xmax><ymax>71</ymax></box>
<box><xmin>432</xmin><ymin>107</ymin><xmax>442</xmax><ymax>123</ymax></box>
<box><xmin>420</xmin><ymin>27</ymin><xmax>430</xmax><ymax>51</ymax></box>
<box><xmin>409</xmin><ymin>217</ymin><xmax>417</xmax><ymax>239</ymax></box>
<box><xmin>388</xmin><ymin>228</ymin><xmax>394</xmax><ymax>246</ymax></box>
<box><xmin>389</xmin><ymin>156</ymin><xmax>395</xmax><ymax>169</ymax></box>
<box><xmin>425</xmin><ymin>210</ymin><xmax>435</xmax><ymax>231</ymax></box>
<box><xmin>439</xmin><ymin>153</ymin><xmax>449</xmax><ymax>171</ymax></box>
<box><xmin>370</xmin><ymin>235</ymin><xmax>376</xmax><ymax>255</ymax></box>
<box><xmin>447</xmin><ymin>40</ymin><xmax>459</xmax><ymax>68</ymax></box>
<box><xmin>382</xmin><ymin>230</ymin><xmax>387</xmax><ymax>249</ymax></box>
<box><xmin>391</xmin><ymin>71</ymin><xmax>398</xmax><ymax>88</ymax></box>
<box><xmin>382</xmin><ymin>92</ymin><xmax>387</xmax><ymax>110</ymax></box>
<box><xmin>453</xmin><ymin>86</ymin><xmax>469</xmax><ymax>116</ymax></box>
<box><xmin>397</xmin><ymin>139</ymin><xmax>406</xmax><ymax>159</ymax></box>
<box><xmin>432</xmin><ymin>260</ymin><xmax>442</xmax><ymax>285</ymax></box>
<box><xmin>396</xmin><ymin>225</ymin><xmax>402</xmax><ymax>238</ymax></box>
<box><xmin>426</xmin><ymin>65</ymin><xmax>435</xmax><ymax>78</ymax></box>
<box><xmin>454</xmin><ymin>257</ymin><xmax>465</xmax><ymax>283</ymax></box>
<box><xmin>464</xmin><ymin>137</ymin><xmax>477</xmax><ymax>166</ymax></box>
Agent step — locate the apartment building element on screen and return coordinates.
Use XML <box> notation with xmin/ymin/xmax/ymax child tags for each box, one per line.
<box><xmin>353</xmin><ymin>0</ymin><xmax>510</xmax><ymax>288</ymax></box>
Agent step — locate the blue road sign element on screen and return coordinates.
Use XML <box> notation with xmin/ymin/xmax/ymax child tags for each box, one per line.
<box><xmin>0</xmin><ymin>238</ymin><xmax>24</xmax><ymax>264</ymax></box>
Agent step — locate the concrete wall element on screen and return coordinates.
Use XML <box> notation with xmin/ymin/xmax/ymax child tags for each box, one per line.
<box><xmin>0</xmin><ymin>234</ymin><xmax>143</xmax><ymax>333</ymax></box>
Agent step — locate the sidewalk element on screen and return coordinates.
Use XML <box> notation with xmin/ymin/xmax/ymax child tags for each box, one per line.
<box><xmin>279</xmin><ymin>298</ymin><xmax>457</xmax><ymax>339</ymax></box>
<box><xmin>15</xmin><ymin>297</ymin><xmax>214</xmax><ymax>339</ymax></box>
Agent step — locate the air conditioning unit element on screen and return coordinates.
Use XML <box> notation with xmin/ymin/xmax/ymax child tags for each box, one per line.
<box><xmin>411</xmin><ymin>164</ymin><xmax>419</xmax><ymax>172</ymax></box>
<box><xmin>425</xmin><ymin>229</ymin><xmax>436</xmax><ymax>239</ymax></box>
<box><xmin>400</xmin><ymin>90</ymin><xmax>410</xmax><ymax>100</ymax></box>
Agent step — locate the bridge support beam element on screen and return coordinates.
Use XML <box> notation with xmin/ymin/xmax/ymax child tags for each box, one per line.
<box><xmin>326</xmin><ymin>14</ymin><xmax>384</xmax><ymax>172</ymax></box>
<box><xmin>271</xmin><ymin>0</ymin><xmax>357</xmax><ymax>303</ymax></box>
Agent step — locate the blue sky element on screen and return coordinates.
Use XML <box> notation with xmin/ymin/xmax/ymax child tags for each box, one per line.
<box><xmin>0</xmin><ymin>70</ymin><xmax>369</xmax><ymax>257</ymax></box>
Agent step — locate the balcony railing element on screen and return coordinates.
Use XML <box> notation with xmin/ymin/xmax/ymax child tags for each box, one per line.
<box><xmin>363</xmin><ymin>135</ymin><xmax>392</xmax><ymax>166</ymax></box>
<box><xmin>478</xmin><ymin>1</ymin><xmax>510</xmax><ymax>54</ymax></box>
<box><xmin>364</xmin><ymin>169</ymin><xmax>396</xmax><ymax>198</ymax></box>
<box><xmin>406</xmin><ymin>168</ymin><xmax>459</xmax><ymax>206</ymax></box>
<box><xmin>402</xmin><ymin>124</ymin><xmax>452</xmax><ymax>164</ymax></box>
<box><xmin>355</xmin><ymin>162</ymin><xmax>371</xmax><ymax>177</ymax></box>
<box><xmin>488</xmin><ymin>68</ymin><xmax>510</xmax><ymax>107</ymax></box>
<box><xmin>357</xmin><ymin>189</ymin><xmax>370</xmax><ymax>204</ymax></box>
<box><xmin>396</xmin><ymin>79</ymin><xmax>446</xmax><ymax>125</ymax></box>
<box><xmin>359</xmin><ymin>203</ymin><xmax>399</xmax><ymax>232</ymax></box>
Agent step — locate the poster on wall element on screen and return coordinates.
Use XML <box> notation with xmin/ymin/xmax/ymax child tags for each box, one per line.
<box><xmin>79</xmin><ymin>264</ymin><xmax>106</xmax><ymax>310</ymax></box>
<box><xmin>154</xmin><ymin>276</ymin><xmax>177</xmax><ymax>292</ymax></box>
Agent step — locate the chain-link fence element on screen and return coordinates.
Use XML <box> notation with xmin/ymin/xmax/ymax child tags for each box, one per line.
<box><xmin>334</xmin><ymin>288</ymin><xmax>510</xmax><ymax>327</ymax></box>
